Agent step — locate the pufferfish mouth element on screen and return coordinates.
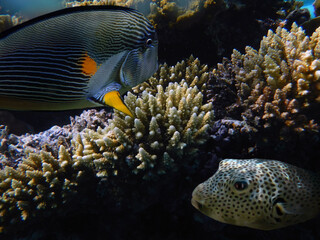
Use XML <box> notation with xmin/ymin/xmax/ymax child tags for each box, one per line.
<box><xmin>191</xmin><ymin>195</ymin><xmax>207</xmax><ymax>212</ymax></box>
<box><xmin>191</xmin><ymin>198</ymin><xmax>202</xmax><ymax>210</ymax></box>
<box><xmin>191</xmin><ymin>184</ymin><xmax>206</xmax><ymax>211</ymax></box>
<box><xmin>191</xmin><ymin>197</ymin><xmax>213</xmax><ymax>217</ymax></box>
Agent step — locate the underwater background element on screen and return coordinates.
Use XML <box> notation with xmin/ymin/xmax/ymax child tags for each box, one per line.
<box><xmin>0</xmin><ymin>0</ymin><xmax>320</xmax><ymax>239</ymax></box>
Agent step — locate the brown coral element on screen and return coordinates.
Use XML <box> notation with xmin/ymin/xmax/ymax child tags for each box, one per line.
<box><xmin>132</xmin><ymin>56</ymin><xmax>210</xmax><ymax>96</ymax></box>
<box><xmin>74</xmin><ymin>79</ymin><xmax>214</xmax><ymax>180</ymax></box>
<box><xmin>0</xmin><ymin>58</ymin><xmax>214</xmax><ymax>234</ymax></box>
<box><xmin>212</xmin><ymin>23</ymin><xmax>320</xmax><ymax>133</ymax></box>
<box><xmin>0</xmin><ymin>146</ymin><xmax>94</xmax><ymax>233</ymax></box>
<box><xmin>148</xmin><ymin>0</ymin><xmax>222</xmax><ymax>29</ymax></box>
<box><xmin>0</xmin><ymin>15</ymin><xmax>20</xmax><ymax>33</ymax></box>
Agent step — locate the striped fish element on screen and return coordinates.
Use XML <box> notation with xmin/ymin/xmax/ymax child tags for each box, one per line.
<box><xmin>0</xmin><ymin>6</ymin><xmax>158</xmax><ymax>117</ymax></box>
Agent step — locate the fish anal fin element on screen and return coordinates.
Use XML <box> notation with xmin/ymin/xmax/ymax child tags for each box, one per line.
<box><xmin>103</xmin><ymin>91</ymin><xmax>133</xmax><ymax>117</ymax></box>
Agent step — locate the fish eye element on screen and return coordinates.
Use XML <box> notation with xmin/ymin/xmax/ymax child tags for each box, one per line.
<box><xmin>146</xmin><ymin>38</ymin><xmax>153</xmax><ymax>46</ymax></box>
<box><xmin>234</xmin><ymin>180</ymin><xmax>248</xmax><ymax>191</ymax></box>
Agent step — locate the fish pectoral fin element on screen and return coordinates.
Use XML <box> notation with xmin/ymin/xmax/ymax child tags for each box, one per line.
<box><xmin>120</xmin><ymin>49</ymin><xmax>141</xmax><ymax>87</ymax></box>
<box><xmin>103</xmin><ymin>91</ymin><xmax>133</xmax><ymax>117</ymax></box>
<box><xmin>89</xmin><ymin>83</ymin><xmax>133</xmax><ymax>117</ymax></box>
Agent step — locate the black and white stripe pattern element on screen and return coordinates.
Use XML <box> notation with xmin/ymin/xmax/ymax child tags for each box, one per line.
<box><xmin>0</xmin><ymin>48</ymin><xmax>90</xmax><ymax>102</ymax></box>
<box><xmin>0</xmin><ymin>6</ymin><xmax>156</xmax><ymax>105</ymax></box>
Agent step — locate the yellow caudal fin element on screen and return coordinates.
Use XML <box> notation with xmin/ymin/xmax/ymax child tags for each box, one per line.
<box><xmin>103</xmin><ymin>91</ymin><xmax>133</xmax><ymax>117</ymax></box>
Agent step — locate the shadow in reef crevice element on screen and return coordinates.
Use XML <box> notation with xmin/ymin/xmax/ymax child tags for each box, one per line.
<box><xmin>7</xmin><ymin>107</ymin><xmax>109</xmax><ymax>135</ymax></box>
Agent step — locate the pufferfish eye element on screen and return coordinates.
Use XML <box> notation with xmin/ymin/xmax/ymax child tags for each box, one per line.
<box><xmin>234</xmin><ymin>180</ymin><xmax>248</xmax><ymax>191</ymax></box>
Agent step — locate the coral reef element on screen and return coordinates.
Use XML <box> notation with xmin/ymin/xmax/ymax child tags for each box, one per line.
<box><xmin>0</xmin><ymin>109</ymin><xmax>111</xmax><ymax>168</ymax></box>
<box><xmin>148</xmin><ymin>0</ymin><xmax>224</xmax><ymax>29</ymax></box>
<box><xmin>132</xmin><ymin>56</ymin><xmax>210</xmax><ymax>96</ymax></box>
<box><xmin>65</xmin><ymin>0</ymin><xmax>299</xmax><ymax>65</ymax></box>
<box><xmin>0</xmin><ymin>58</ymin><xmax>214</xmax><ymax>236</ymax></box>
<box><xmin>206</xmin><ymin>23</ymin><xmax>320</xmax><ymax>173</ymax></box>
<box><xmin>0</xmin><ymin>14</ymin><xmax>20</xmax><ymax>33</ymax></box>
<box><xmin>0</xmin><ymin>1</ymin><xmax>319</xmax><ymax>239</ymax></box>
<box><xmin>210</xmin><ymin>23</ymin><xmax>320</xmax><ymax>133</ymax></box>
<box><xmin>0</xmin><ymin>146</ymin><xmax>95</xmax><ymax>234</ymax></box>
<box><xmin>74</xmin><ymin>80</ymin><xmax>214</xmax><ymax>179</ymax></box>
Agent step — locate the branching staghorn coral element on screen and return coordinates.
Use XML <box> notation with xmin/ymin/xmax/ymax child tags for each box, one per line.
<box><xmin>74</xmin><ymin>80</ymin><xmax>214</xmax><ymax>179</ymax></box>
<box><xmin>212</xmin><ymin>23</ymin><xmax>320</xmax><ymax>133</ymax></box>
<box><xmin>0</xmin><ymin>146</ymin><xmax>94</xmax><ymax>233</ymax></box>
<box><xmin>132</xmin><ymin>56</ymin><xmax>210</xmax><ymax>96</ymax></box>
<box><xmin>0</xmin><ymin>59</ymin><xmax>214</xmax><ymax>234</ymax></box>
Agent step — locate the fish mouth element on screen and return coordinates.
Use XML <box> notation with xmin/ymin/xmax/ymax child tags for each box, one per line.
<box><xmin>191</xmin><ymin>196</ymin><xmax>213</xmax><ymax>218</ymax></box>
<box><xmin>191</xmin><ymin>198</ymin><xmax>205</xmax><ymax>211</ymax></box>
<box><xmin>191</xmin><ymin>184</ymin><xmax>205</xmax><ymax>210</ymax></box>
<box><xmin>191</xmin><ymin>190</ymin><xmax>206</xmax><ymax>211</ymax></box>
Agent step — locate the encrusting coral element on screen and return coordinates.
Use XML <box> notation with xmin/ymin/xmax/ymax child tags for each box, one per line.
<box><xmin>211</xmin><ymin>23</ymin><xmax>320</xmax><ymax>133</ymax></box>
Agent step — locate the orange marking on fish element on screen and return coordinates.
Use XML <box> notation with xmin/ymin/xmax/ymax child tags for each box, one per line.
<box><xmin>81</xmin><ymin>52</ymin><xmax>98</xmax><ymax>76</ymax></box>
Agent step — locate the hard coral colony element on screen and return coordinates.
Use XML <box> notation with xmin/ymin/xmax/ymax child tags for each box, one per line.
<box><xmin>0</xmin><ymin>59</ymin><xmax>214</xmax><ymax>233</ymax></box>
<box><xmin>213</xmin><ymin>23</ymin><xmax>320</xmax><ymax>133</ymax></box>
<box><xmin>1</xmin><ymin>0</ymin><xmax>320</xmax><ymax>239</ymax></box>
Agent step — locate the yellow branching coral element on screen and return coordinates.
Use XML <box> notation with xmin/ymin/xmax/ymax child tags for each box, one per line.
<box><xmin>220</xmin><ymin>23</ymin><xmax>320</xmax><ymax>132</ymax></box>
<box><xmin>132</xmin><ymin>56</ymin><xmax>210</xmax><ymax>95</ymax></box>
<box><xmin>0</xmin><ymin>146</ymin><xmax>91</xmax><ymax>232</ymax></box>
<box><xmin>74</xmin><ymin>80</ymin><xmax>214</xmax><ymax>179</ymax></box>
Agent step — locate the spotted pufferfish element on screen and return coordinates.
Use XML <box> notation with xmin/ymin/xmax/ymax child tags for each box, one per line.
<box><xmin>192</xmin><ymin>159</ymin><xmax>320</xmax><ymax>230</ymax></box>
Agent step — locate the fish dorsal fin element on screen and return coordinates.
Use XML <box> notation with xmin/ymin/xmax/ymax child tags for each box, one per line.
<box><xmin>0</xmin><ymin>6</ymin><xmax>137</xmax><ymax>39</ymax></box>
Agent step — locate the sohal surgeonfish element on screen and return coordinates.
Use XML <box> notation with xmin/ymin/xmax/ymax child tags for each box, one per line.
<box><xmin>0</xmin><ymin>6</ymin><xmax>158</xmax><ymax>117</ymax></box>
